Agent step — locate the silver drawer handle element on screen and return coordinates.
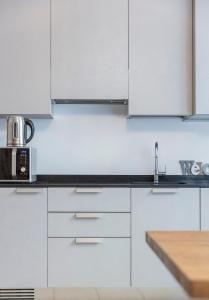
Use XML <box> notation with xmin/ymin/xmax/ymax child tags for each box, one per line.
<box><xmin>75</xmin><ymin>238</ymin><xmax>103</xmax><ymax>245</ymax></box>
<box><xmin>75</xmin><ymin>188</ymin><xmax>103</xmax><ymax>194</ymax></box>
<box><xmin>15</xmin><ymin>188</ymin><xmax>44</xmax><ymax>194</ymax></box>
<box><xmin>151</xmin><ymin>188</ymin><xmax>178</xmax><ymax>194</ymax></box>
<box><xmin>74</xmin><ymin>213</ymin><xmax>103</xmax><ymax>219</ymax></box>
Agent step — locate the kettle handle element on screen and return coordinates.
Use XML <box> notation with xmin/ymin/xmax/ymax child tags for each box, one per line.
<box><xmin>24</xmin><ymin>119</ymin><xmax>35</xmax><ymax>144</ymax></box>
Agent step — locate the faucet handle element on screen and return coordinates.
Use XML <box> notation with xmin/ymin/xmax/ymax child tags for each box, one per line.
<box><xmin>159</xmin><ymin>165</ymin><xmax>166</xmax><ymax>176</ymax></box>
<box><xmin>164</xmin><ymin>165</ymin><xmax>167</xmax><ymax>174</ymax></box>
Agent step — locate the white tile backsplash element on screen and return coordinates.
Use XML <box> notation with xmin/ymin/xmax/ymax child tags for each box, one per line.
<box><xmin>0</xmin><ymin>104</ymin><xmax>209</xmax><ymax>175</ymax></box>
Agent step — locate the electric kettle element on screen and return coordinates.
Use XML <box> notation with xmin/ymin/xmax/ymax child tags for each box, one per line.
<box><xmin>7</xmin><ymin>115</ymin><xmax>35</xmax><ymax>147</ymax></box>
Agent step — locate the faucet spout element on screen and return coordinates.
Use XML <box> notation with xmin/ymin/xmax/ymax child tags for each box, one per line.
<box><xmin>154</xmin><ymin>142</ymin><xmax>166</xmax><ymax>185</ymax></box>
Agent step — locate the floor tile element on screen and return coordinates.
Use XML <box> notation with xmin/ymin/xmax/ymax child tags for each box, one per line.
<box><xmin>53</xmin><ymin>288</ymin><xmax>98</xmax><ymax>300</ymax></box>
<box><xmin>35</xmin><ymin>288</ymin><xmax>207</xmax><ymax>300</ymax></box>
<box><xmin>35</xmin><ymin>288</ymin><xmax>54</xmax><ymax>300</ymax></box>
<box><xmin>139</xmin><ymin>287</ymin><xmax>189</xmax><ymax>300</ymax></box>
<box><xmin>97</xmin><ymin>288</ymin><xmax>143</xmax><ymax>300</ymax></box>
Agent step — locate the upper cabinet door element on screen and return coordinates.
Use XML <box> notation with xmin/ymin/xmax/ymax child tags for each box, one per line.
<box><xmin>0</xmin><ymin>0</ymin><xmax>51</xmax><ymax>117</ymax></box>
<box><xmin>51</xmin><ymin>0</ymin><xmax>128</xmax><ymax>101</ymax></box>
<box><xmin>129</xmin><ymin>0</ymin><xmax>193</xmax><ymax>116</ymax></box>
<box><xmin>194</xmin><ymin>0</ymin><xmax>209</xmax><ymax>115</ymax></box>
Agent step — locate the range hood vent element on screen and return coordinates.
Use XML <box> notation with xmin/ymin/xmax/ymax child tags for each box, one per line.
<box><xmin>52</xmin><ymin>99</ymin><xmax>128</xmax><ymax>105</ymax></box>
<box><xmin>183</xmin><ymin>115</ymin><xmax>209</xmax><ymax>121</ymax></box>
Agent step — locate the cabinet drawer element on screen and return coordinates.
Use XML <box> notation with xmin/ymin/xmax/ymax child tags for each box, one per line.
<box><xmin>48</xmin><ymin>238</ymin><xmax>130</xmax><ymax>287</ymax></box>
<box><xmin>48</xmin><ymin>188</ymin><xmax>130</xmax><ymax>212</ymax></box>
<box><xmin>48</xmin><ymin>213</ymin><xmax>130</xmax><ymax>237</ymax></box>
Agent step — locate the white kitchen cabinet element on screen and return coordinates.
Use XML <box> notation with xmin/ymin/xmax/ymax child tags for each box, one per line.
<box><xmin>48</xmin><ymin>187</ymin><xmax>130</xmax><ymax>212</ymax></box>
<box><xmin>0</xmin><ymin>188</ymin><xmax>47</xmax><ymax>288</ymax></box>
<box><xmin>193</xmin><ymin>0</ymin><xmax>209</xmax><ymax>117</ymax></box>
<box><xmin>0</xmin><ymin>0</ymin><xmax>51</xmax><ymax>117</ymax></box>
<box><xmin>51</xmin><ymin>0</ymin><xmax>128</xmax><ymax>101</ymax></box>
<box><xmin>132</xmin><ymin>188</ymin><xmax>200</xmax><ymax>287</ymax></box>
<box><xmin>129</xmin><ymin>0</ymin><xmax>193</xmax><ymax>116</ymax></box>
<box><xmin>48</xmin><ymin>238</ymin><xmax>130</xmax><ymax>287</ymax></box>
<box><xmin>48</xmin><ymin>212</ymin><xmax>130</xmax><ymax>237</ymax></box>
<box><xmin>200</xmin><ymin>189</ymin><xmax>209</xmax><ymax>230</ymax></box>
<box><xmin>48</xmin><ymin>187</ymin><xmax>131</xmax><ymax>287</ymax></box>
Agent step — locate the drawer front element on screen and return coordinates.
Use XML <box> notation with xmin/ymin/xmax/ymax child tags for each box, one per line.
<box><xmin>48</xmin><ymin>188</ymin><xmax>130</xmax><ymax>212</ymax></box>
<box><xmin>48</xmin><ymin>213</ymin><xmax>130</xmax><ymax>237</ymax></box>
<box><xmin>48</xmin><ymin>238</ymin><xmax>130</xmax><ymax>287</ymax></box>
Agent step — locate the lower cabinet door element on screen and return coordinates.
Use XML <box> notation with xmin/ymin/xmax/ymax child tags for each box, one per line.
<box><xmin>0</xmin><ymin>188</ymin><xmax>47</xmax><ymax>288</ymax></box>
<box><xmin>201</xmin><ymin>188</ymin><xmax>209</xmax><ymax>230</ymax></box>
<box><xmin>132</xmin><ymin>188</ymin><xmax>200</xmax><ymax>287</ymax></box>
<box><xmin>48</xmin><ymin>238</ymin><xmax>130</xmax><ymax>287</ymax></box>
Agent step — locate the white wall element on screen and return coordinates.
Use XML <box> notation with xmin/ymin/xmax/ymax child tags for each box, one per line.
<box><xmin>0</xmin><ymin>104</ymin><xmax>209</xmax><ymax>175</ymax></box>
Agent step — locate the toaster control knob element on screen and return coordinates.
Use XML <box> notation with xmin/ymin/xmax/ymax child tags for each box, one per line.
<box><xmin>20</xmin><ymin>167</ymin><xmax>26</xmax><ymax>173</ymax></box>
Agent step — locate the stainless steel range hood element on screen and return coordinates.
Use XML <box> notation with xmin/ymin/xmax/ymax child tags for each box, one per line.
<box><xmin>183</xmin><ymin>114</ymin><xmax>209</xmax><ymax>121</ymax></box>
<box><xmin>52</xmin><ymin>99</ymin><xmax>128</xmax><ymax>105</ymax></box>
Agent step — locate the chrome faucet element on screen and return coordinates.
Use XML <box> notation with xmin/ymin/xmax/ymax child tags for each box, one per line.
<box><xmin>154</xmin><ymin>142</ymin><xmax>166</xmax><ymax>185</ymax></box>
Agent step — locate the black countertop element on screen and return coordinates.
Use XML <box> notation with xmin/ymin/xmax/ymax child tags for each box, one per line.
<box><xmin>1</xmin><ymin>175</ymin><xmax>209</xmax><ymax>188</ymax></box>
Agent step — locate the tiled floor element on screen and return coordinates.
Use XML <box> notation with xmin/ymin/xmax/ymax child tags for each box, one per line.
<box><xmin>35</xmin><ymin>287</ymin><xmax>201</xmax><ymax>300</ymax></box>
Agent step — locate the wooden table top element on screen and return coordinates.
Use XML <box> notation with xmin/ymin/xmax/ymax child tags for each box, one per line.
<box><xmin>146</xmin><ymin>231</ymin><xmax>209</xmax><ymax>298</ymax></box>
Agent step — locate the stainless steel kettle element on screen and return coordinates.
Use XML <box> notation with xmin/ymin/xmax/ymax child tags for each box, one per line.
<box><xmin>7</xmin><ymin>115</ymin><xmax>35</xmax><ymax>147</ymax></box>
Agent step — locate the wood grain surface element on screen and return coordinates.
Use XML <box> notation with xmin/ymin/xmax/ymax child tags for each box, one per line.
<box><xmin>146</xmin><ymin>231</ymin><xmax>209</xmax><ymax>298</ymax></box>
